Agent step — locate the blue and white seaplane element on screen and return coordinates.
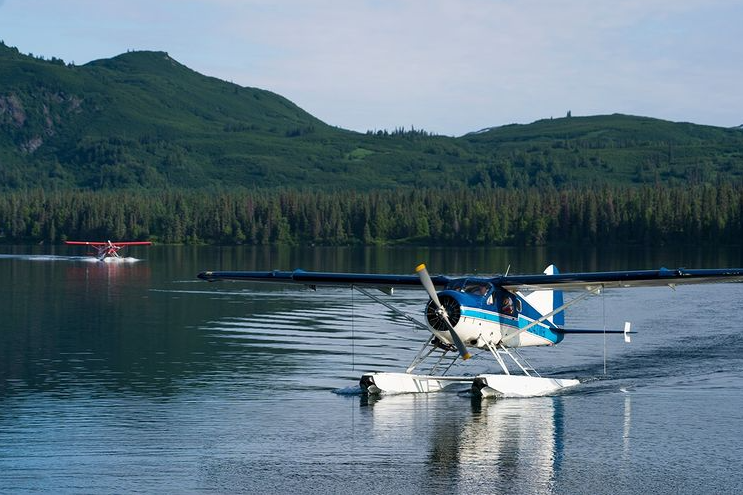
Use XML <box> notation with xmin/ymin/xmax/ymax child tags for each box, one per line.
<box><xmin>197</xmin><ymin>264</ymin><xmax>743</xmax><ymax>398</ymax></box>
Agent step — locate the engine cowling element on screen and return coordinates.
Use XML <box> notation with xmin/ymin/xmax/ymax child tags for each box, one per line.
<box><xmin>425</xmin><ymin>294</ymin><xmax>461</xmax><ymax>331</ymax></box>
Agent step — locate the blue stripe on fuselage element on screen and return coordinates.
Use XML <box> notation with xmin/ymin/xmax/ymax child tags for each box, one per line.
<box><xmin>460</xmin><ymin>307</ymin><xmax>562</xmax><ymax>344</ymax></box>
<box><xmin>461</xmin><ymin>307</ymin><xmax>519</xmax><ymax>327</ymax></box>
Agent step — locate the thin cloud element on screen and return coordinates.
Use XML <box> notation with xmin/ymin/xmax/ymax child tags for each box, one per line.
<box><xmin>1</xmin><ymin>0</ymin><xmax>741</xmax><ymax>134</ymax></box>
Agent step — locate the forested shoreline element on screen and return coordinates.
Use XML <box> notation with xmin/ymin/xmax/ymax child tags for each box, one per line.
<box><xmin>1</xmin><ymin>185</ymin><xmax>741</xmax><ymax>246</ymax></box>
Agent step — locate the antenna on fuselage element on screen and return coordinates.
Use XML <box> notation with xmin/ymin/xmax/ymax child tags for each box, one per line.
<box><xmin>504</xmin><ymin>264</ymin><xmax>511</xmax><ymax>277</ymax></box>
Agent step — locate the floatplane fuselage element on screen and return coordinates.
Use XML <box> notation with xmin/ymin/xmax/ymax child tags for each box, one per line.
<box><xmin>197</xmin><ymin>264</ymin><xmax>743</xmax><ymax>398</ymax></box>
<box><xmin>65</xmin><ymin>240</ymin><xmax>152</xmax><ymax>261</ymax></box>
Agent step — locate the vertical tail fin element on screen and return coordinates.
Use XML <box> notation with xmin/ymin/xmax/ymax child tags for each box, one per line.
<box><xmin>522</xmin><ymin>264</ymin><xmax>564</xmax><ymax>327</ymax></box>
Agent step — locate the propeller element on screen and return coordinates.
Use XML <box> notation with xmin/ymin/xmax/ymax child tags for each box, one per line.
<box><xmin>415</xmin><ymin>263</ymin><xmax>471</xmax><ymax>360</ymax></box>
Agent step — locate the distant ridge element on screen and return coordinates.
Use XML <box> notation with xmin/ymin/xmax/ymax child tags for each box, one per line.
<box><xmin>2</xmin><ymin>42</ymin><xmax>743</xmax><ymax>190</ymax></box>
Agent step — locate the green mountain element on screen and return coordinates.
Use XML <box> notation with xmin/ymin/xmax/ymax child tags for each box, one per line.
<box><xmin>2</xmin><ymin>41</ymin><xmax>743</xmax><ymax>191</ymax></box>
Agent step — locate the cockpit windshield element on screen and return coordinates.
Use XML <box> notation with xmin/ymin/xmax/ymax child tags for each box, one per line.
<box><xmin>464</xmin><ymin>282</ymin><xmax>491</xmax><ymax>295</ymax></box>
<box><xmin>446</xmin><ymin>279</ymin><xmax>492</xmax><ymax>296</ymax></box>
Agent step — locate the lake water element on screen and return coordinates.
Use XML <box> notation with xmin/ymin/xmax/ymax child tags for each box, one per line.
<box><xmin>1</xmin><ymin>244</ymin><xmax>742</xmax><ymax>494</ymax></box>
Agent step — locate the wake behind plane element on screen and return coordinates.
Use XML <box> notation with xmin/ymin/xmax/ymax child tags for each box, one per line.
<box><xmin>197</xmin><ymin>264</ymin><xmax>743</xmax><ymax>398</ymax></box>
<box><xmin>64</xmin><ymin>240</ymin><xmax>152</xmax><ymax>261</ymax></box>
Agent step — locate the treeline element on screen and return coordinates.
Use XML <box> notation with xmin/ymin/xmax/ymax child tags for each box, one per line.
<box><xmin>0</xmin><ymin>185</ymin><xmax>741</xmax><ymax>246</ymax></box>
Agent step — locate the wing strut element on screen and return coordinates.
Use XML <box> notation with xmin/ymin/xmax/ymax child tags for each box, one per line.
<box><xmin>353</xmin><ymin>286</ymin><xmax>429</xmax><ymax>331</ymax></box>
<box><xmin>504</xmin><ymin>286</ymin><xmax>602</xmax><ymax>344</ymax></box>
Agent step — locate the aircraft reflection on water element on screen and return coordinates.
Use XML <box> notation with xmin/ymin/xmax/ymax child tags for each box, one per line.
<box><xmin>358</xmin><ymin>392</ymin><xmax>590</xmax><ymax>491</ymax></box>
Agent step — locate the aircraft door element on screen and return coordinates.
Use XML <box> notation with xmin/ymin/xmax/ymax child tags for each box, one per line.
<box><xmin>498</xmin><ymin>290</ymin><xmax>519</xmax><ymax>317</ymax></box>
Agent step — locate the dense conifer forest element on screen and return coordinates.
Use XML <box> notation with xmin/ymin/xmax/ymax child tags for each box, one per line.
<box><xmin>1</xmin><ymin>185</ymin><xmax>741</xmax><ymax>246</ymax></box>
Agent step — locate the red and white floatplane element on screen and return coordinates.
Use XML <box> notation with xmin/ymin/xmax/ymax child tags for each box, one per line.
<box><xmin>64</xmin><ymin>240</ymin><xmax>152</xmax><ymax>262</ymax></box>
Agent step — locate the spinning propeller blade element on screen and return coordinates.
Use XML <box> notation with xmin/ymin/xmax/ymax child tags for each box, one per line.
<box><xmin>416</xmin><ymin>264</ymin><xmax>471</xmax><ymax>360</ymax></box>
<box><xmin>416</xmin><ymin>263</ymin><xmax>442</xmax><ymax>307</ymax></box>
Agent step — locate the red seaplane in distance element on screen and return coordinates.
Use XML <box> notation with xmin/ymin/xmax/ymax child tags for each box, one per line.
<box><xmin>64</xmin><ymin>240</ymin><xmax>152</xmax><ymax>261</ymax></box>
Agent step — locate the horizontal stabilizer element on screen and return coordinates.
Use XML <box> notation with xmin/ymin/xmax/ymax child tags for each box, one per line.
<box><xmin>556</xmin><ymin>328</ymin><xmax>637</xmax><ymax>334</ymax></box>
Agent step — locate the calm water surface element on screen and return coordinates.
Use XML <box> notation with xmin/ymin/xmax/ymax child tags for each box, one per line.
<box><xmin>1</xmin><ymin>245</ymin><xmax>742</xmax><ymax>494</ymax></box>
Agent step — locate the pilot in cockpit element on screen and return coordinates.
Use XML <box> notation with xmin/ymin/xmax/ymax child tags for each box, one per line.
<box><xmin>501</xmin><ymin>295</ymin><xmax>514</xmax><ymax>315</ymax></box>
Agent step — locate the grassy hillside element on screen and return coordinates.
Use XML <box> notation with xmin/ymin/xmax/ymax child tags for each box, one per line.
<box><xmin>2</xmin><ymin>42</ymin><xmax>743</xmax><ymax>191</ymax></box>
<box><xmin>464</xmin><ymin>115</ymin><xmax>743</xmax><ymax>186</ymax></box>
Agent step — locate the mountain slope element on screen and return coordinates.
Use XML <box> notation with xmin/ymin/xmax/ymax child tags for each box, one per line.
<box><xmin>0</xmin><ymin>44</ymin><xmax>350</xmax><ymax>188</ymax></box>
<box><xmin>2</xmin><ymin>42</ymin><xmax>743</xmax><ymax>190</ymax></box>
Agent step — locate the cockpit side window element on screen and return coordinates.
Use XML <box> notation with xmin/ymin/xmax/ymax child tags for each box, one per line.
<box><xmin>500</xmin><ymin>295</ymin><xmax>514</xmax><ymax>315</ymax></box>
<box><xmin>500</xmin><ymin>291</ymin><xmax>520</xmax><ymax>315</ymax></box>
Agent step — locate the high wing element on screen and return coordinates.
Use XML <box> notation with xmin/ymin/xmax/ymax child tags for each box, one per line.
<box><xmin>198</xmin><ymin>267</ymin><xmax>743</xmax><ymax>292</ymax></box>
<box><xmin>64</xmin><ymin>241</ymin><xmax>152</xmax><ymax>246</ymax></box>
<box><xmin>496</xmin><ymin>267</ymin><xmax>743</xmax><ymax>291</ymax></box>
<box><xmin>106</xmin><ymin>241</ymin><xmax>152</xmax><ymax>246</ymax></box>
<box><xmin>197</xmin><ymin>269</ymin><xmax>451</xmax><ymax>289</ymax></box>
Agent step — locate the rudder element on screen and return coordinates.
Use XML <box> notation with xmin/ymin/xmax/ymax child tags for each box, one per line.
<box><xmin>521</xmin><ymin>264</ymin><xmax>564</xmax><ymax>327</ymax></box>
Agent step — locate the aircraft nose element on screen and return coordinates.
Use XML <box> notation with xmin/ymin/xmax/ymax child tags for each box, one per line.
<box><xmin>425</xmin><ymin>295</ymin><xmax>461</xmax><ymax>331</ymax></box>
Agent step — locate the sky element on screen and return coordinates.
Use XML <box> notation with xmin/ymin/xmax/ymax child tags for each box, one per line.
<box><xmin>1</xmin><ymin>0</ymin><xmax>741</xmax><ymax>136</ymax></box>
